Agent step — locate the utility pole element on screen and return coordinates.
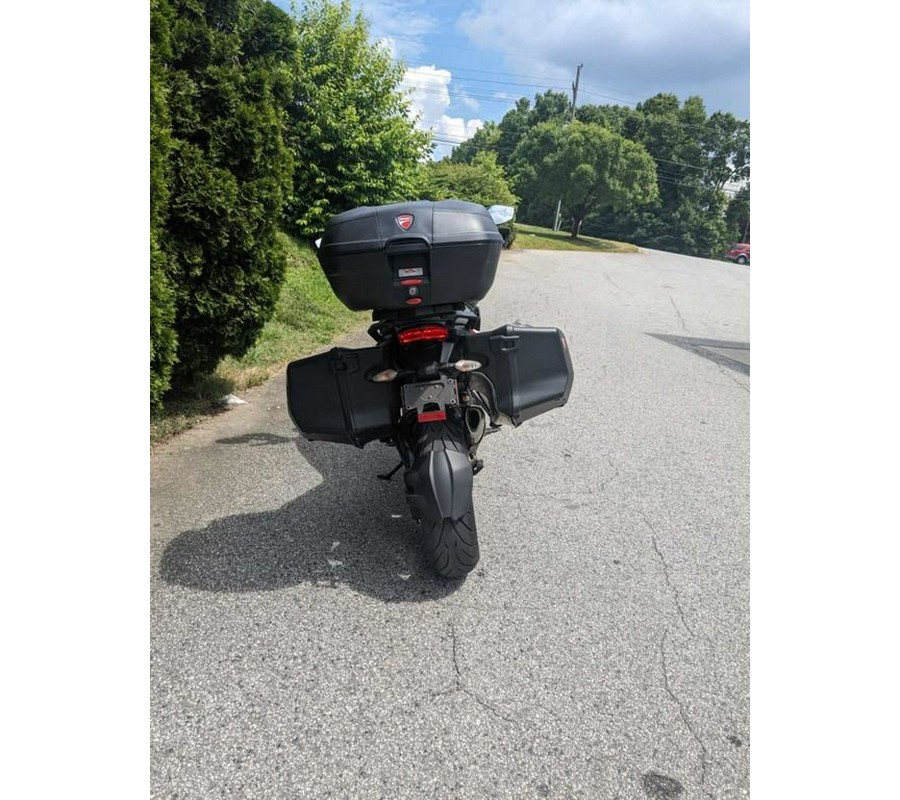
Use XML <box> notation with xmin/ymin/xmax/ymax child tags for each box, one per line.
<box><xmin>570</xmin><ymin>63</ymin><xmax>582</xmax><ymax>122</ymax></box>
<box><xmin>553</xmin><ymin>63</ymin><xmax>583</xmax><ymax>231</ymax></box>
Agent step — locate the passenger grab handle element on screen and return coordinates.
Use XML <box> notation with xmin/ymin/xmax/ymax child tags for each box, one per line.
<box><xmin>383</xmin><ymin>236</ymin><xmax>431</xmax><ymax>254</ymax></box>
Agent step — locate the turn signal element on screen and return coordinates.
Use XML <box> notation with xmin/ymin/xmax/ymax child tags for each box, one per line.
<box><xmin>370</xmin><ymin>369</ymin><xmax>399</xmax><ymax>383</ymax></box>
<box><xmin>453</xmin><ymin>359</ymin><xmax>482</xmax><ymax>372</ymax></box>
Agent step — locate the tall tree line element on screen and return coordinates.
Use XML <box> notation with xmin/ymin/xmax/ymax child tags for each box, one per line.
<box><xmin>149</xmin><ymin>0</ymin><xmax>429</xmax><ymax>412</ymax></box>
<box><xmin>450</xmin><ymin>90</ymin><xmax>750</xmax><ymax>255</ymax></box>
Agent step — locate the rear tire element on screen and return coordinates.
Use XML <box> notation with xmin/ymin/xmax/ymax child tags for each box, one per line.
<box><xmin>736</xmin><ymin>254</ymin><xmax>747</xmax><ymax>264</ymax></box>
<box><xmin>404</xmin><ymin>418</ymin><xmax>480</xmax><ymax>578</ymax></box>
<box><xmin>422</xmin><ymin>511</ymin><xmax>479</xmax><ymax>579</ymax></box>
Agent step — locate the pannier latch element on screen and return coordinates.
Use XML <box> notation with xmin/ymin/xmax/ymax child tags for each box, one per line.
<box><xmin>329</xmin><ymin>353</ymin><xmax>360</xmax><ymax>375</ymax></box>
<box><xmin>495</xmin><ymin>334</ymin><xmax>520</xmax><ymax>352</ymax></box>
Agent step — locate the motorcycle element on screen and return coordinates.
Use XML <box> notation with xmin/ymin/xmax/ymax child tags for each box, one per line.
<box><xmin>286</xmin><ymin>200</ymin><xmax>573</xmax><ymax>578</ymax></box>
<box><xmin>488</xmin><ymin>204</ymin><xmax>515</xmax><ymax>248</ymax></box>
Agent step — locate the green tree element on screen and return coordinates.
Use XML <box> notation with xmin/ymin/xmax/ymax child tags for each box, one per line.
<box><xmin>586</xmin><ymin>93</ymin><xmax>744</xmax><ymax>257</ymax></box>
<box><xmin>701</xmin><ymin>111</ymin><xmax>750</xmax><ymax>189</ymax></box>
<box><xmin>454</xmin><ymin>92</ymin><xmax>571</xmax><ymax>168</ymax></box>
<box><xmin>531</xmin><ymin>90</ymin><xmax>571</xmax><ymax>124</ymax></box>
<box><xmin>493</xmin><ymin>98</ymin><xmax>533</xmax><ymax>167</ymax></box>
<box><xmin>511</xmin><ymin>121</ymin><xmax>658</xmax><ymax>238</ymax></box>
<box><xmin>445</xmin><ymin>87</ymin><xmax>749</xmax><ymax>257</ymax></box>
<box><xmin>574</xmin><ymin>103</ymin><xmax>639</xmax><ymax>136</ymax></box>
<box><xmin>420</xmin><ymin>151</ymin><xmax>518</xmax><ymax>208</ymax></box>
<box><xmin>284</xmin><ymin>0</ymin><xmax>431</xmax><ymax>237</ymax></box>
<box><xmin>160</xmin><ymin>0</ymin><xmax>297</xmax><ymax>387</ymax></box>
<box><xmin>150</xmin><ymin>0</ymin><xmax>178</xmax><ymax>412</ymax></box>
<box><xmin>449</xmin><ymin>120</ymin><xmax>501</xmax><ymax>165</ymax></box>
<box><xmin>725</xmin><ymin>184</ymin><xmax>750</xmax><ymax>243</ymax></box>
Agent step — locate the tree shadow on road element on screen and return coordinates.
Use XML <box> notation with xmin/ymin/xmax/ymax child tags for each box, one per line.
<box><xmin>158</xmin><ymin>434</ymin><xmax>464</xmax><ymax>603</ymax></box>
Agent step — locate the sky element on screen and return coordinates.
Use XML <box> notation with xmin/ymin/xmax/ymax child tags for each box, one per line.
<box><xmin>276</xmin><ymin>0</ymin><xmax>750</xmax><ymax>160</ymax></box>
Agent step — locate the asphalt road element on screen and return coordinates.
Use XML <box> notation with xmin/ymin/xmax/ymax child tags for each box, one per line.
<box><xmin>151</xmin><ymin>247</ymin><xmax>750</xmax><ymax>799</ymax></box>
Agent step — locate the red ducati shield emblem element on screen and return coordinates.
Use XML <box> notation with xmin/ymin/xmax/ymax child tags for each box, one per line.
<box><xmin>396</xmin><ymin>214</ymin><xmax>414</xmax><ymax>231</ymax></box>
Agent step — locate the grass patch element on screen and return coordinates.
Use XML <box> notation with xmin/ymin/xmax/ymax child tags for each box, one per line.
<box><xmin>513</xmin><ymin>223</ymin><xmax>638</xmax><ymax>253</ymax></box>
<box><xmin>151</xmin><ymin>231</ymin><xmax>367</xmax><ymax>446</ymax></box>
<box><xmin>214</xmin><ymin>232</ymin><xmax>366</xmax><ymax>387</ymax></box>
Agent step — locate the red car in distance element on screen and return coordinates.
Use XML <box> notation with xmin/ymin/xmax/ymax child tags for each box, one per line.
<box><xmin>725</xmin><ymin>242</ymin><xmax>750</xmax><ymax>265</ymax></box>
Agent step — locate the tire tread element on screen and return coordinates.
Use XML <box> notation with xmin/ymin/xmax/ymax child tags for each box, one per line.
<box><xmin>411</xmin><ymin>418</ymin><xmax>480</xmax><ymax>578</ymax></box>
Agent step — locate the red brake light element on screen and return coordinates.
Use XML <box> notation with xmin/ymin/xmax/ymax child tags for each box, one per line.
<box><xmin>397</xmin><ymin>324</ymin><xmax>449</xmax><ymax>345</ymax></box>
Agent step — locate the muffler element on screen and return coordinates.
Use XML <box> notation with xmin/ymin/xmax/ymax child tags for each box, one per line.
<box><xmin>464</xmin><ymin>406</ymin><xmax>487</xmax><ymax>446</ymax></box>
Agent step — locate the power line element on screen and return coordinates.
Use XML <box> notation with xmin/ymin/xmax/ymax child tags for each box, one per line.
<box><xmin>426</xmin><ymin>127</ymin><xmax>738</xmax><ymax>176</ymax></box>
<box><xmin>403</xmin><ymin>68</ymin><xmax>569</xmax><ymax>93</ymax></box>
<box><xmin>403</xmin><ymin>83</ymin><xmax>747</xmax><ymax>142</ymax></box>
<box><xmin>387</xmin><ymin>37</ymin><xmax>669</xmax><ymax>106</ymax></box>
<box><xmin>401</xmin><ymin>83</ymin><xmax>523</xmax><ymax>105</ymax></box>
<box><xmin>384</xmin><ymin>26</ymin><xmax>748</xmax><ymax>123</ymax></box>
<box><xmin>426</xmin><ymin>137</ymin><xmax>740</xmax><ymax>193</ymax></box>
<box><xmin>404</xmin><ymin>63</ymin><xmax>585</xmax><ymax>85</ymax></box>
<box><xmin>404</xmin><ymin>74</ymin><xmax>641</xmax><ymax>107</ymax></box>
<box><xmin>652</xmin><ymin>157</ymin><xmax>707</xmax><ymax>172</ymax></box>
<box><xmin>429</xmin><ymin>137</ymin><xmax>471</xmax><ymax>146</ymax></box>
<box><xmin>405</xmin><ymin>76</ymin><xmax>746</xmax><ymax>172</ymax></box>
<box><xmin>389</xmin><ymin>31</ymin><xmax>746</xmax><ymax>120</ymax></box>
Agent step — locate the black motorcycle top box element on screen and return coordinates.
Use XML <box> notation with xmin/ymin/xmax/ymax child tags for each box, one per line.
<box><xmin>317</xmin><ymin>200</ymin><xmax>504</xmax><ymax>313</ymax></box>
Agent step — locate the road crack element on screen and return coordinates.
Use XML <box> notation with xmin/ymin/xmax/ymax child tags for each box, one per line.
<box><xmin>667</xmin><ymin>292</ymin><xmax>689</xmax><ymax>332</ymax></box>
<box><xmin>600</xmin><ymin>455</ymin><xmax>621</xmax><ymax>494</ymax></box>
<box><xmin>660</xmin><ymin>630</ymin><xmax>711</xmax><ymax>794</ymax></box>
<box><xmin>604</xmin><ymin>271</ymin><xmax>625</xmax><ymax>293</ymax></box>
<box><xmin>433</xmin><ymin>623</ymin><xmax>518</xmax><ymax>725</ymax></box>
<box><xmin>716</xmin><ymin>362</ymin><xmax>750</xmax><ymax>392</ymax></box>
<box><xmin>641</xmin><ymin>512</ymin><xmax>695</xmax><ymax>638</ymax></box>
<box><xmin>450</xmin><ymin>621</ymin><xmax>463</xmax><ymax>690</ymax></box>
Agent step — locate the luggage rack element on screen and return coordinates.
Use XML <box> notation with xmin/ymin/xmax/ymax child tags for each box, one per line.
<box><xmin>368</xmin><ymin>303</ymin><xmax>481</xmax><ymax>341</ymax></box>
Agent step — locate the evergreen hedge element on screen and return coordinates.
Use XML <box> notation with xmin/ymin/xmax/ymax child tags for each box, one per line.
<box><xmin>150</xmin><ymin>0</ymin><xmax>430</xmax><ymax>411</ymax></box>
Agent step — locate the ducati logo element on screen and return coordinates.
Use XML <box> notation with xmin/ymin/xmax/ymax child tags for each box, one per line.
<box><xmin>395</xmin><ymin>214</ymin><xmax>414</xmax><ymax>231</ymax></box>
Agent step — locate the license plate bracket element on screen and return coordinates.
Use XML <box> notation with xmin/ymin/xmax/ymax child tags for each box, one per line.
<box><xmin>401</xmin><ymin>378</ymin><xmax>459</xmax><ymax>418</ymax></box>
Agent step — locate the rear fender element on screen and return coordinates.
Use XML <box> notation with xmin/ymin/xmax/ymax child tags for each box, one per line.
<box><xmin>403</xmin><ymin>422</ymin><xmax>473</xmax><ymax>522</ymax></box>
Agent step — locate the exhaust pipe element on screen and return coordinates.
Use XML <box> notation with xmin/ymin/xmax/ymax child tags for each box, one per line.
<box><xmin>465</xmin><ymin>406</ymin><xmax>487</xmax><ymax>446</ymax></box>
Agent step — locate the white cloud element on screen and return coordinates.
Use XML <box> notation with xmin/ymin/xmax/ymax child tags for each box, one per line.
<box><xmin>460</xmin><ymin>95</ymin><xmax>481</xmax><ymax>111</ymax></box>
<box><xmin>401</xmin><ymin>66</ymin><xmax>485</xmax><ymax>160</ymax></box>
<box><xmin>457</xmin><ymin>0</ymin><xmax>750</xmax><ymax>118</ymax></box>
<box><xmin>353</xmin><ymin>0</ymin><xmax>437</xmax><ymax>60</ymax></box>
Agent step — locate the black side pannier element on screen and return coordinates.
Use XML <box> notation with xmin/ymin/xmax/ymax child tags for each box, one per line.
<box><xmin>286</xmin><ymin>326</ymin><xmax>574</xmax><ymax>444</ymax></box>
<box><xmin>458</xmin><ymin>324</ymin><xmax>574</xmax><ymax>426</ymax></box>
<box><xmin>286</xmin><ymin>346</ymin><xmax>398</xmax><ymax>448</ymax></box>
<box><xmin>317</xmin><ymin>200</ymin><xmax>503</xmax><ymax>312</ymax></box>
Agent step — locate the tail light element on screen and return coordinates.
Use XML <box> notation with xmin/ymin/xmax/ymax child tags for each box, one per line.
<box><xmin>397</xmin><ymin>324</ymin><xmax>449</xmax><ymax>346</ymax></box>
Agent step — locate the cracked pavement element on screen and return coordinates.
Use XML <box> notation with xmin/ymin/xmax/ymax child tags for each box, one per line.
<box><xmin>434</xmin><ymin>623</ymin><xmax>520</xmax><ymax>726</ymax></box>
<box><xmin>151</xmin><ymin>248</ymin><xmax>749</xmax><ymax>798</ymax></box>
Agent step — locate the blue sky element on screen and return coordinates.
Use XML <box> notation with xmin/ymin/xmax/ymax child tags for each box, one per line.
<box><xmin>276</xmin><ymin>1</ymin><xmax>750</xmax><ymax>160</ymax></box>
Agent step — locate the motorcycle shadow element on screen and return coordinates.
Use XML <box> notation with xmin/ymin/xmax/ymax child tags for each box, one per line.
<box><xmin>158</xmin><ymin>435</ymin><xmax>464</xmax><ymax>602</ymax></box>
